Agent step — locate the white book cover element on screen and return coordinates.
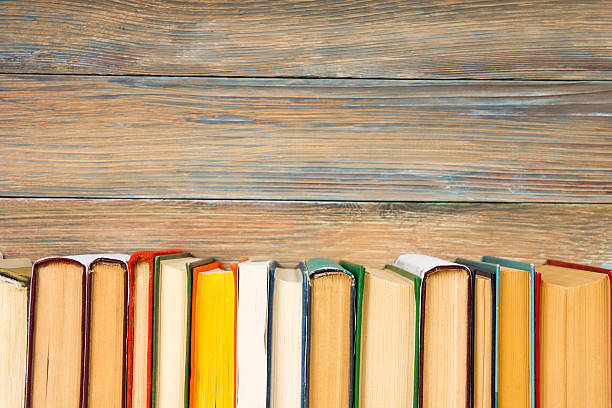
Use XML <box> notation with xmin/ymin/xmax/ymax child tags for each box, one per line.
<box><xmin>393</xmin><ymin>253</ymin><xmax>466</xmax><ymax>278</ymax></box>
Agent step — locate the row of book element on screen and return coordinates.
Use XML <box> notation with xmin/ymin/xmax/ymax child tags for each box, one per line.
<box><xmin>1</xmin><ymin>251</ymin><xmax>611</xmax><ymax>408</ymax></box>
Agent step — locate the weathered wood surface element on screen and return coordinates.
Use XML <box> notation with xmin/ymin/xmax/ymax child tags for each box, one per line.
<box><xmin>1</xmin><ymin>0</ymin><xmax>611</xmax><ymax>79</ymax></box>
<box><xmin>0</xmin><ymin>199</ymin><xmax>610</xmax><ymax>266</ymax></box>
<box><xmin>2</xmin><ymin>75</ymin><xmax>611</xmax><ymax>202</ymax></box>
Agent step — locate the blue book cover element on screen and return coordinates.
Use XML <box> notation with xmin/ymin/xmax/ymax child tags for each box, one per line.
<box><xmin>266</xmin><ymin>262</ymin><xmax>309</xmax><ymax>408</ymax></box>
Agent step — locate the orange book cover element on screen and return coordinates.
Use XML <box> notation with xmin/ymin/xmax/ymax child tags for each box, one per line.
<box><xmin>189</xmin><ymin>260</ymin><xmax>242</xmax><ymax>408</ymax></box>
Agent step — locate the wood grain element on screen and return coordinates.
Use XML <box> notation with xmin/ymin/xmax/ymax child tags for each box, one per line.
<box><xmin>1</xmin><ymin>0</ymin><xmax>611</xmax><ymax>79</ymax></box>
<box><xmin>1</xmin><ymin>75</ymin><xmax>611</xmax><ymax>202</ymax></box>
<box><xmin>0</xmin><ymin>199</ymin><xmax>610</xmax><ymax>266</ymax></box>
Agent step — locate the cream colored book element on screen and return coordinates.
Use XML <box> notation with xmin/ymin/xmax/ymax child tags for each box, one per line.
<box><xmin>0</xmin><ymin>258</ymin><xmax>32</xmax><ymax>408</ymax></box>
<box><xmin>152</xmin><ymin>254</ymin><xmax>203</xmax><ymax>408</ymax></box>
<box><xmin>357</xmin><ymin>264</ymin><xmax>419</xmax><ymax>408</ymax></box>
<box><xmin>236</xmin><ymin>260</ymin><xmax>271</xmax><ymax>408</ymax></box>
<box><xmin>268</xmin><ymin>263</ymin><xmax>307</xmax><ymax>408</ymax></box>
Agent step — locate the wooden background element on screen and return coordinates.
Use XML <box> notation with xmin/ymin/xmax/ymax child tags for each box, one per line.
<box><xmin>1</xmin><ymin>0</ymin><xmax>610</xmax><ymax>265</ymax></box>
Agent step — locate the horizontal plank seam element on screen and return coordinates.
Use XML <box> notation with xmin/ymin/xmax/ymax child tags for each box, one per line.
<box><xmin>0</xmin><ymin>196</ymin><xmax>609</xmax><ymax>205</ymax></box>
<box><xmin>2</xmin><ymin>72</ymin><xmax>612</xmax><ymax>82</ymax></box>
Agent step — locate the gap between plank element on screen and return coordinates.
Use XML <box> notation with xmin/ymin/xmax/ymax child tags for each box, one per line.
<box><xmin>2</xmin><ymin>71</ymin><xmax>612</xmax><ymax>82</ymax></box>
<box><xmin>0</xmin><ymin>196</ymin><xmax>608</xmax><ymax>205</ymax></box>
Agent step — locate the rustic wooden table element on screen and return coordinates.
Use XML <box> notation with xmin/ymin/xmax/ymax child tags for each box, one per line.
<box><xmin>0</xmin><ymin>0</ymin><xmax>610</xmax><ymax>265</ymax></box>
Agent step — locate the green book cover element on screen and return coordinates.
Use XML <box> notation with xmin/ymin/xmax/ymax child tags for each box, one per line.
<box><xmin>339</xmin><ymin>261</ymin><xmax>420</xmax><ymax>408</ymax></box>
<box><xmin>384</xmin><ymin>264</ymin><xmax>421</xmax><ymax>408</ymax></box>
<box><xmin>0</xmin><ymin>258</ymin><xmax>32</xmax><ymax>285</ymax></box>
<box><xmin>339</xmin><ymin>260</ymin><xmax>365</xmax><ymax>408</ymax></box>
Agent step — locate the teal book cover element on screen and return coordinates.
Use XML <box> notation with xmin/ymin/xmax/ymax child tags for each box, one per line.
<box><xmin>482</xmin><ymin>256</ymin><xmax>536</xmax><ymax>408</ymax></box>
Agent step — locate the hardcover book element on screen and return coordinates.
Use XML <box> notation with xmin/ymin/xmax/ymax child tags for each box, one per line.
<box><xmin>236</xmin><ymin>260</ymin><xmax>272</xmax><ymax>408</ymax></box>
<box><xmin>267</xmin><ymin>263</ymin><xmax>308</xmax><ymax>408</ymax></box>
<box><xmin>344</xmin><ymin>261</ymin><xmax>419</xmax><ymax>408</ymax></box>
<box><xmin>338</xmin><ymin>261</ymin><xmax>365</xmax><ymax>408</ymax></box>
<box><xmin>456</xmin><ymin>258</ymin><xmax>498</xmax><ymax>408</ymax></box>
<box><xmin>0</xmin><ymin>258</ymin><xmax>32</xmax><ymax>408</ymax></box>
<box><xmin>189</xmin><ymin>260</ymin><xmax>238</xmax><ymax>408</ymax></box>
<box><xmin>303</xmin><ymin>258</ymin><xmax>356</xmax><ymax>408</ymax></box>
<box><xmin>481</xmin><ymin>256</ymin><xmax>537</xmax><ymax>408</ymax></box>
<box><xmin>393</xmin><ymin>254</ymin><xmax>472</xmax><ymax>408</ymax></box>
<box><xmin>151</xmin><ymin>254</ymin><xmax>211</xmax><ymax>408</ymax></box>
<box><xmin>85</xmin><ymin>254</ymin><xmax>130</xmax><ymax>408</ymax></box>
<box><xmin>536</xmin><ymin>260</ymin><xmax>611</xmax><ymax>407</ymax></box>
<box><xmin>126</xmin><ymin>250</ymin><xmax>182</xmax><ymax>408</ymax></box>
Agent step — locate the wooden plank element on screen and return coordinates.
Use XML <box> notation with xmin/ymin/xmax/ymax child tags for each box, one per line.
<box><xmin>0</xmin><ymin>0</ymin><xmax>611</xmax><ymax>79</ymax></box>
<box><xmin>0</xmin><ymin>199</ymin><xmax>609</xmax><ymax>266</ymax></box>
<box><xmin>2</xmin><ymin>75</ymin><xmax>611</xmax><ymax>202</ymax></box>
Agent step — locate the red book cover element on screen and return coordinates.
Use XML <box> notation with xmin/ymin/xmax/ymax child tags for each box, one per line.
<box><xmin>543</xmin><ymin>259</ymin><xmax>612</xmax><ymax>406</ymax></box>
<box><xmin>535</xmin><ymin>272</ymin><xmax>541</xmax><ymax>408</ymax></box>
<box><xmin>126</xmin><ymin>250</ymin><xmax>182</xmax><ymax>408</ymax></box>
<box><xmin>230</xmin><ymin>261</ymin><xmax>243</xmax><ymax>408</ymax></box>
